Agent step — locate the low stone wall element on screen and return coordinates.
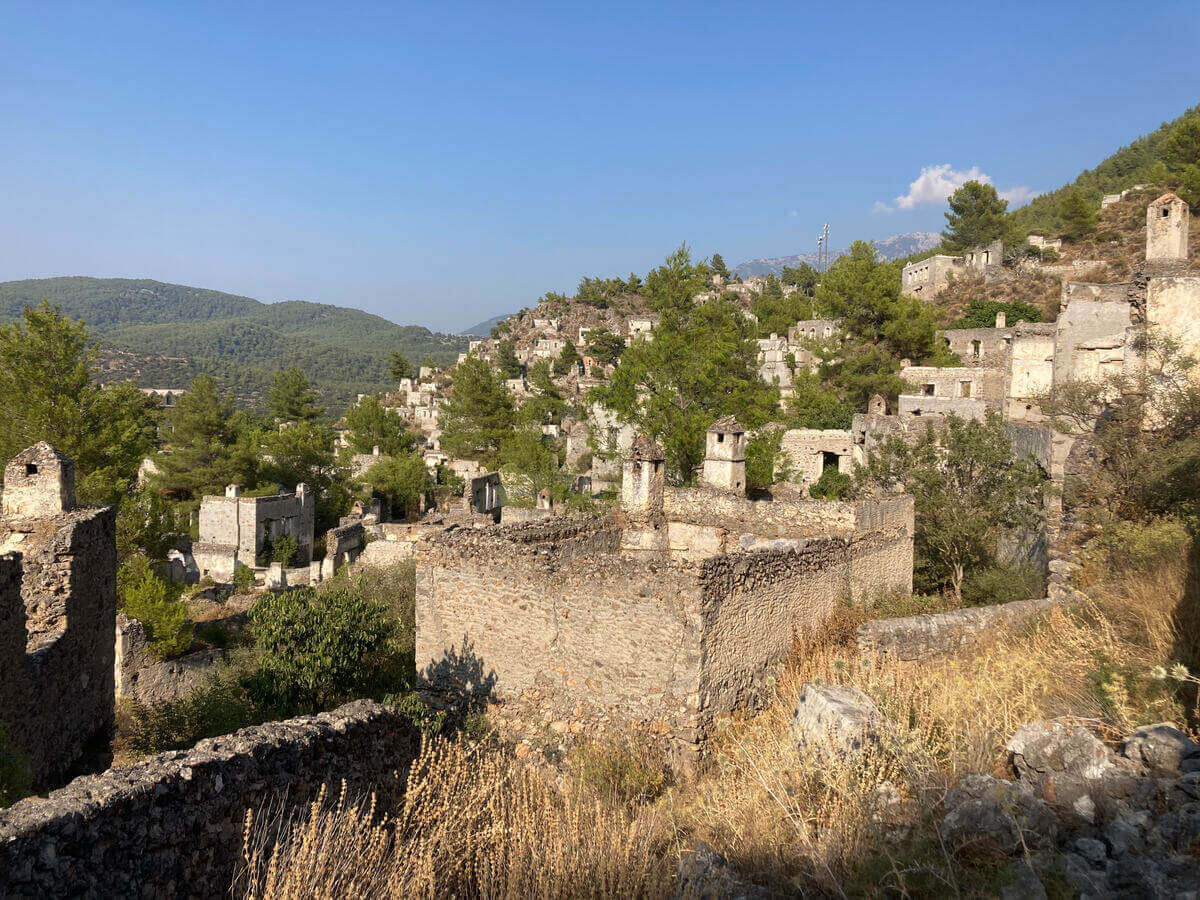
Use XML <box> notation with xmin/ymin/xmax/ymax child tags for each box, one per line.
<box><xmin>0</xmin><ymin>700</ymin><xmax>420</xmax><ymax>898</ymax></box>
<box><xmin>854</xmin><ymin>597</ymin><xmax>1059</xmax><ymax>661</ymax></box>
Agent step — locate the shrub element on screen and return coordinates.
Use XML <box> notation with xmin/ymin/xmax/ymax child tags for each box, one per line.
<box><xmin>1087</xmin><ymin>518</ymin><xmax>1191</xmax><ymax>579</ymax></box>
<box><xmin>117</xmin><ymin>666</ymin><xmax>261</xmax><ymax>757</ymax></box>
<box><xmin>809</xmin><ymin>466</ymin><xmax>852</xmax><ymax>499</ymax></box>
<box><xmin>233</xmin><ymin>562</ymin><xmax>257</xmax><ymax>593</ymax></box>
<box><xmin>568</xmin><ymin>736</ymin><xmax>669</xmax><ymax>807</ymax></box>
<box><xmin>961</xmin><ymin>562</ymin><xmax>1046</xmax><ymax>607</ymax></box>
<box><xmin>247</xmin><ymin>586</ymin><xmax>397</xmax><ymax>713</ymax></box>
<box><xmin>0</xmin><ymin>722</ymin><xmax>31</xmax><ymax>809</ymax></box>
<box><xmin>121</xmin><ymin>569</ymin><xmax>194</xmax><ymax>659</ymax></box>
<box><xmin>272</xmin><ymin>533</ymin><xmax>298</xmax><ymax>568</ymax></box>
<box><xmin>573</xmin><ymin>451</ymin><xmax>593</xmax><ymax>474</ymax></box>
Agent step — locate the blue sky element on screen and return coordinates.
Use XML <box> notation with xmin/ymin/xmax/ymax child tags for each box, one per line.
<box><xmin>1</xmin><ymin>1</ymin><xmax>1196</xmax><ymax>331</ymax></box>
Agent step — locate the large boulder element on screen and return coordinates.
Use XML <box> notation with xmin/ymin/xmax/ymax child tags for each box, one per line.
<box><xmin>1122</xmin><ymin>723</ymin><xmax>1200</xmax><ymax>776</ymax></box>
<box><xmin>941</xmin><ymin>774</ymin><xmax>1058</xmax><ymax>857</ymax></box>
<box><xmin>789</xmin><ymin>683</ymin><xmax>882</xmax><ymax>756</ymax></box>
<box><xmin>1007</xmin><ymin>719</ymin><xmax>1141</xmax><ymax>823</ymax></box>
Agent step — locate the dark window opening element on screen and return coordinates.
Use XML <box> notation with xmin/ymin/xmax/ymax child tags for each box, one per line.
<box><xmin>25</xmin><ymin>463</ymin><xmax>37</xmax><ymax>476</ymax></box>
<box><xmin>971</xmin><ymin>339</ymin><xmax>981</xmax><ymax>357</ymax></box>
<box><xmin>1161</xmin><ymin>207</ymin><xmax>1170</xmax><ymax>218</ymax></box>
<box><xmin>717</xmin><ymin>433</ymin><xmax>724</xmax><ymax>443</ymax></box>
<box><xmin>923</xmin><ymin>384</ymin><xmax>935</xmax><ymax>396</ymax></box>
<box><xmin>821</xmin><ymin>451</ymin><xmax>839</xmax><ymax>473</ymax></box>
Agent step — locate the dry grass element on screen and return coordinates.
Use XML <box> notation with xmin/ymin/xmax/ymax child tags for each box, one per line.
<box><xmin>240</xmin><ymin>738</ymin><xmax>675</xmax><ymax>899</ymax></box>
<box><xmin>241</xmin><ymin>551</ymin><xmax>1198</xmax><ymax>898</ymax></box>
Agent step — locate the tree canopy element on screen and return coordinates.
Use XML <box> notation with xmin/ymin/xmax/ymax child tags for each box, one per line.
<box><xmin>153</xmin><ymin>374</ymin><xmax>258</xmax><ymax>499</ymax></box>
<box><xmin>268</xmin><ymin>365</ymin><xmax>324</xmax><ymax>423</ymax></box>
<box><xmin>941</xmin><ymin>181</ymin><xmax>1009</xmax><ymax>251</ymax></box>
<box><xmin>438</xmin><ymin>357</ymin><xmax>515</xmax><ymax>467</ymax></box>
<box><xmin>0</xmin><ymin>303</ymin><xmax>160</xmax><ymax>505</ymax></box>
<box><xmin>342</xmin><ymin>394</ymin><xmax>415</xmax><ymax>456</ymax></box>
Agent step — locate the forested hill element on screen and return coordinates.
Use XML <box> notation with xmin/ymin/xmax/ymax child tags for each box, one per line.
<box><xmin>1009</xmin><ymin>104</ymin><xmax>1200</xmax><ymax>234</ymax></box>
<box><xmin>0</xmin><ymin>277</ymin><xmax>469</xmax><ymax>411</ymax></box>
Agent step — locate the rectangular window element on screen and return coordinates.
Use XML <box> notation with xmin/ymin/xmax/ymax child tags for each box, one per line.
<box><xmin>923</xmin><ymin>384</ymin><xmax>935</xmax><ymax>396</ymax></box>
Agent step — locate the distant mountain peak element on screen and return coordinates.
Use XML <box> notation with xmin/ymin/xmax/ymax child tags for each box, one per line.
<box><xmin>732</xmin><ymin>232</ymin><xmax>940</xmax><ymax>278</ymax></box>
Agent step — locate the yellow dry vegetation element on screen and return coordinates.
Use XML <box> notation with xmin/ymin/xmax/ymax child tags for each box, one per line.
<box><xmin>240</xmin><ymin>550</ymin><xmax>1199</xmax><ymax>898</ymax></box>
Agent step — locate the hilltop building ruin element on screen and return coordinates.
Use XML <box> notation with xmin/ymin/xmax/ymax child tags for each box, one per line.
<box><xmin>0</xmin><ymin>444</ymin><xmax>117</xmax><ymax>790</ymax></box>
<box><xmin>192</xmin><ymin>484</ymin><xmax>315</xmax><ymax>581</ymax></box>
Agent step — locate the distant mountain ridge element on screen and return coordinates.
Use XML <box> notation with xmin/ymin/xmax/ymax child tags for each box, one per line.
<box><xmin>733</xmin><ymin>232</ymin><xmax>941</xmax><ymax>278</ymax></box>
<box><xmin>461</xmin><ymin>313</ymin><xmax>511</xmax><ymax>337</ymax></box>
<box><xmin>0</xmin><ymin>277</ymin><xmax>468</xmax><ymax>410</ymax></box>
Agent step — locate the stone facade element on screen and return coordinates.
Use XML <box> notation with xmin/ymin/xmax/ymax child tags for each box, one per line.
<box><xmin>779</xmin><ymin>428</ymin><xmax>857</xmax><ymax>486</ymax></box>
<box><xmin>856</xmin><ymin>596</ymin><xmax>1058</xmax><ymax>661</ymax></box>
<box><xmin>0</xmin><ymin>701</ymin><xmax>420</xmax><ymax>897</ymax></box>
<box><xmin>901</xmin><ymin>254</ymin><xmax>963</xmax><ymax>298</ymax></box>
<box><xmin>114</xmin><ymin>613</ymin><xmax>222</xmax><ymax>705</ymax></box>
<box><xmin>897</xmin><ymin>365</ymin><xmax>1002</xmax><ymax>419</ymax></box>
<box><xmin>193</xmin><ymin>484</ymin><xmax>315</xmax><ymax>581</ymax></box>
<box><xmin>0</xmin><ymin>445</ymin><xmax>116</xmax><ymax>790</ymax></box>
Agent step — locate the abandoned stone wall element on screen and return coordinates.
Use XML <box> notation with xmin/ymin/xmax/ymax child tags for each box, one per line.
<box><xmin>0</xmin><ymin>701</ymin><xmax>420</xmax><ymax>897</ymax></box>
<box><xmin>663</xmin><ymin>487</ymin><xmax>858</xmax><ymax>540</ymax></box>
<box><xmin>416</xmin><ymin>520</ymin><xmax>702</xmax><ymax>757</ymax></box>
<box><xmin>1061</xmin><ymin>280</ymin><xmax>1132</xmax><ymax>306</ymax></box>
<box><xmin>779</xmin><ymin>429</ymin><xmax>857</xmax><ymax>484</ymax></box>
<box><xmin>695</xmin><ymin>526</ymin><xmax>911</xmax><ymax>723</ymax></box>
<box><xmin>1146</xmin><ymin>274</ymin><xmax>1200</xmax><ymax>363</ymax></box>
<box><xmin>1004</xmin><ymin>324</ymin><xmax>1056</xmax><ymax>419</ymax></box>
<box><xmin>943</xmin><ymin>326</ymin><xmax>1011</xmax><ymax>368</ymax></box>
<box><xmin>0</xmin><ymin>506</ymin><xmax>116</xmax><ymax>790</ymax></box>
<box><xmin>1052</xmin><ymin>299</ymin><xmax>1132</xmax><ymax>385</ymax></box>
<box><xmin>855</xmin><ymin>596</ymin><xmax>1058</xmax><ymax>661</ymax></box>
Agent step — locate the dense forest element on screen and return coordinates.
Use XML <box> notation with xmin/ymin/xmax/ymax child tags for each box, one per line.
<box><xmin>0</xmin><ymin>278</ymin><xmax>468</xmax><ymax>411</ymax></box>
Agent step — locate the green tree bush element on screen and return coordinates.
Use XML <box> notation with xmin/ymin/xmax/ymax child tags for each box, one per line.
<box><xmin>272</xmin><ymin>533</ymin><xmax>299</xmax><ymax>568</ymax></box>
<box><xmin>154</xmin><ymin>374</ymin><xmax>258</xmax><ymax>499</ymax></box>
<box><xmin>855</xmin><ymin>412</ymin><xmax>1043</xmax><ymax>601</ymax></box>
<box><xmin>438</xmin><ymin>358</ymin><xmax>514</xmax><ymax>467</ymax></box>
<box><xmin>120</xmin><ymin>568</ymin><xmax>195</xmax><ymax>659</ymax></box>
<box><xmin>364</xmin><ymin>452</ymin><xmax>431</xmax><ymax>519</ymax></box>
<box><xmin>941</xmin><ymin>181</ymin><xmax>1009</xmax><ymax>251</ymax></box>
<box><xmin>389</xmin><ymin>351</ymin><xmax>413</xmax><ymax>382</ymax></box>
<box><xmin>267</xmin><ymin>365</ymin><xmax>324</xmax><ymax>423</ymax></box>
<box><xmin>1059</xmin><ymin>188</ymin><xmax>1098</xmax><ymax>241</ymax></box>
<box><xmin>809</xmin><ymin>466</ymin><xmax>852</xmax><ymax>499</ymax></box>
<box><xmin>247</xmin><ymin>587</ymin><xmax>395</xmax><ymax>713</ymax></box>
<box><xmin>342</xmin><ymin>394</ymin><xmax>415</xmax><ymax>457</ymax></box>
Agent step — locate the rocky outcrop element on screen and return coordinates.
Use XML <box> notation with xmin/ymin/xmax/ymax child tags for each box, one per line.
<box><xmin>940</xmin><ymin>717</ymin><xmax>1200</xmax><ymax>898</ymax></box>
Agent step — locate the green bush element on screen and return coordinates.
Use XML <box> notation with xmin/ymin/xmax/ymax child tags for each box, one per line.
<box><xmin>1090</xmin><ymin>518</ymin><xmax>1191</xmax><ymax>576</ymax></box>
<box><xmin>118</xmin><ymin>666</ymin><xmax>261</xmax><ymax>757</ymax></box>
<box><xmin>0</xmin><ymin>722</ymin><xmax>31</xmax><ymax>809</ymax></box>
<box><xmin>233</xmin><ymin>562</ymin><xmax>257</xmax><ymax>593</ymax></box>
<box><xmin>120</xmin><ymin>569</ymin><xmax>194</xmax><ymax>659</ymax></box>
<box><xmin>809</xmin><ymin>467</ymin><xmax>852</xmax><ymax>500</ymax></box>
<box><xmin>247</xmin><ymin>585</ymin><xmax>398</xmax><ymax>713</ymax></box>
<box><xmin>961</xmin><ymin>563</ymin><xmax>1046</xmax><ymax>607</ymax></box>
<box><xmin>272</xmin><ymin>533</ymin><xmax>298</xmax><ymax>568</ymax></box>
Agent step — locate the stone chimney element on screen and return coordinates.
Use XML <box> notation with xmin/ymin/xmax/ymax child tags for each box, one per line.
<box><xmin>225</xmin><ymin>484</ymin><xmax>241</xmax><ymax>498</ymax></box>
<box><xmin>620</xmin><ymin>435</ymin><xmax>668</xmax><ymax>557</ymax></box>
<box><xmin>868</xmin><ymin>394</ymin><xmax>887</xmax><ymax>416</ymax></box>
<box><xmin>2</xmin><ymin>443</ymin><xmax>75</xmax><ymax>526</ymax></box>
<box><xmin>702</xmin><ymin>417</ymin><xmax>746</xmax><ymax>493</ymax></box>
<box><xmin>995</xmin><ymin>311</ymin><xmax>1007</xmax><ymax>329</ymax></box>
<box><xmin>1146</xmin><ymin>192</ymin><xmax>1189</xmax><ymax>262</ymax></box>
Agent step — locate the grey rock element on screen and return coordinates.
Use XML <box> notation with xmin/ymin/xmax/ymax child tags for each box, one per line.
<box><xmin>1153</xmin><ymin>801</ymin><xmax>1200</xmax><ymax>853</ymax></box>
<box><xmin>1058</xmin><ymin>851</ymin><xmax>1106</xmax><ymax>895</ymax></box>
<box><xmin>1073</xmin><ymin>836</ymin><xmax>1108</xmax><ymax>864</ymax></box>
<box><xmin>1104</xmin><ymin>815</ymin><xmax>1146</xmax><ymax>857</ymax></box>
<box><xmin>1123</xmin><ymin>723</ymin><xmax>1200</xmax><ymax>776</ymax></box>
<box><xmin>790</xmin><ymin>683</ymin><xmax>882</xmax><ymax>756</ymax></box>
<box><xmin>999</xmin><ymin>860</ymin><xmax>1046</xmax><ymax>900</ymax></box>
<box><xmin>941</xmin><ymin>797</ymin><xmax>1022</xmax><ymax>857</ymax></box>
<box><xmin>1009</xmin><ymin>720</ymin><xmax>1113</xmax><ymax>783</ymax></box>
<box><xmin>945</xmin><ymin>773</ymin><xmax>1058</xmax><ymax>850</ymax></box>
<box><xmin>674</xmin><ymin>842</ymin><xmax>768</xmax><ymax>899</ymax></box>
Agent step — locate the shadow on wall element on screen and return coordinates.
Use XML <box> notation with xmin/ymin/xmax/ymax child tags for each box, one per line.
<box><xmin>421</xmin><ymin>638</ymin><xmax>498</xmax><ymax>724</ymax></box>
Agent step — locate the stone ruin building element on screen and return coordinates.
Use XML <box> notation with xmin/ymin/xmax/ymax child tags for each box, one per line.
<box><xmin>900</xmin><ymin>238</ymin><xmax>1005</xmax><ymax>297</ymax></box>
<box><xmin>0</xmin><ymin>443</ymin><xmax>117</xmax><ymax>790</ymax></box>
<box><xmin>415</xmin><ymin>424</ymin><xmax>913</xmax><ymax>766</ymax></box>
<box><xmin>192</xmin><ymin>483</ymin><xmax>315</xmax><ymax>582</ymax></box>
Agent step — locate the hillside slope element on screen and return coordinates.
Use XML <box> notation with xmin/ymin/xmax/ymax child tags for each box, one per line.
<box><xmin>0</xmin><ymin>277</ymin><xmax>468</xmax><ymax>410</ymax></box>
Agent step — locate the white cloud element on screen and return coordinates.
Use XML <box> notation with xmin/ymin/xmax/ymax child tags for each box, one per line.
<box><xmin>1000</xmin><ymin>185</ymin><xmax>1039</xmax><ymax>206</ymax></box>
<box><xmin>788</xmin><ymin>209</ymin><xmax>798</xmax><ymax>217</ymax></box>
<box><xmin>874</xmin><ymin>164</ymin><xmax>1037</xmax><ymax>213</ymax></box>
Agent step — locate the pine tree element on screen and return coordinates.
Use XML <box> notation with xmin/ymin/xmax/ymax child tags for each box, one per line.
<box><xmin>438</xmin><ymin>358</ymin><xmax>515</xmax><ymax>466</ymax></box>
<box><xmin>154</xmin><ymin>374</ymin><xmax>257</xmax><ymax>499</ymax></box>
<box><xmin>711</xmin><ymin>253</ymin><xmax>730</xmax><ymax>279</ymax></box>
<box><xmin>267</xmin><ymin>365</ymin><xmax>324</xmax><ymax>423</ymax></box>
<box><xmin>342</xmin><ymin>394</ymin><xmax>415</xmax><ymax>456</ymax></box>
<box><xmin>941</xmin><ymin>181</ymin><xmax>1009</xmax><ymax>250</ymax></box>
<box><xmin>1059</xmin><ymin>189</ymin><xmax>1098</xmax><ymax>240</ymax></box>
<box><xmin>389</xmin><ymin>351</ymin><xmax>413</xmax><ymax>382</ymax></box>
<box><xmin>496</xmin><ymin>342</ymin><xmax>523</xmax><ymax>379</ymax></box>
